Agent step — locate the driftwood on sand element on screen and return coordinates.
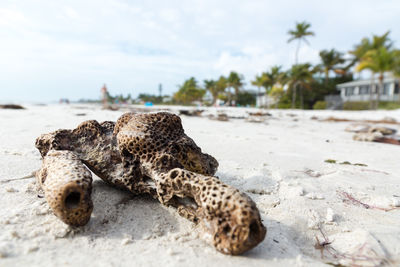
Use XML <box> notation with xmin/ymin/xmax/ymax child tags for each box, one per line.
<box><xmin>0</xmin><ymin>104</ymin><xmax>25</xmax><ymax>109</ymax></box>
<box><xmin>323</xmin><ymin>116</ymin><xmax>399</xmax><ymax>125</ymax></box>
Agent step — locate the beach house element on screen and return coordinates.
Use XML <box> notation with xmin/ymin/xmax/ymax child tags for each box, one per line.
<box><xmin>336</xmin><ymin>73</ymin><xmax>400</xmax><ymax>102</ymax></box>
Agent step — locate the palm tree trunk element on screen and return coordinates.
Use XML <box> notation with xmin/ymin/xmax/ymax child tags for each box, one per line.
<box><xmin>295</xmin><ymin>39</ymin><xmax>301</xmax><ymax>65</ymax></box>
<box><xmin>234</xmin><ymin>87</ymin><xmax>239</xmax><ymax>106</ymax></box>
<box><xmin>300</xmin><ymin>86</ymin><xmax>304</xmax><ymax>109</ymax></box>
<box><xmin>369</xmin><ymin>74</ymin><xmax>374</xmax><ymax>109</ymax></box>
<box><xmin>291</xmin><ymin>83</ymin><xmax>297</xmax><ymax>109</ymax></box>
<box><xmin>227</xmin><ymin>87</ymin><xmax>232</xmax><ymax>106</ymax></box>
<box><xmin>377</xmin><ymin>73</ymin><xmax>383</xmax><ymax>109</ymax></box>
<box><xmin>324</xmin><ymin>68</ymin><xmax>329</xmax><ymax>87</ymax></box>
<box><xmin>212</xmin><ymin>93</ymin><xmax>217</xmax><ymax>106</ymax></box>
<box><xmin>398</xmin><ymin>78</ymin><xmax>400</xmax><ymax>103</ymax></box>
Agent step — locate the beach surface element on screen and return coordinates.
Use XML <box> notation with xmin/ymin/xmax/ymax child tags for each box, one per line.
<box><xmin>1</xmin><ymin>104</ymin><xmax>399</xmax><ymax>266</ymax></box>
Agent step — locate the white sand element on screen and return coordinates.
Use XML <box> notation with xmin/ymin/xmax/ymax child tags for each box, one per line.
<box><xmin>1</xmin><ymin>104</ymin><xmax>399</xmax><ymax>266</ymax></box>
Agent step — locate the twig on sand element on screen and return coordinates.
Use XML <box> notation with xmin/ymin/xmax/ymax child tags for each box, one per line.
<box><xmin>359</xmin><ymin>168</ymin><xmax>390</xmax><ymax>175</ymax></box>
<box><xmin>314</xmin><ymin>226</ymin><xmax>394</xmax><ymax>266</ymax></box>
<box><xmin>337</xmin><ymin>190</ymin><xmax>399</xmax><ymax>212</ymax></box>
<box><xmin>292</xmin><ymin>169</ymin><xmax>336</xmax><ymax>178</ymax></box>
<box><xmin>0</xmin><ymin>171</ymin><xmax>36</xmax><ymax>184</ymax></box>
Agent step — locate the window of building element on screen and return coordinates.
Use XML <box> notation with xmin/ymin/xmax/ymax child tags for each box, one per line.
<box><xmin>345</xmin><ymin>87</ymin><xmax>354</xmax><ymax>96</ymax></box>
<box><xmin>395</xmin><ymin>82</ymin><xmax>399</xmax><ymax>94</ymax></box>
<box><xmin>359</xmin><ymin>85</ymin><xmax>370</xmax><ymax>95</ymax></box>
<box><xmin>383</xmin><ymin>83</ymin><xmax>391</xmax><ymax>95</ymax></box>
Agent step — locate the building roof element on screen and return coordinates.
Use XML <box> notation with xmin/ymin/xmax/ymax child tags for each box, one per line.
<box><xmin>336</xmin><ymin>72</ymin><xmax>399</xmax><ymax>89</ymax></box>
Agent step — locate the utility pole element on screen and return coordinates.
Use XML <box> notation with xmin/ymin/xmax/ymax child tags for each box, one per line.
<box><xmin>158</xmin><ymin>83</ymin><xmax>162</xmax><ymax>97</ymax></box>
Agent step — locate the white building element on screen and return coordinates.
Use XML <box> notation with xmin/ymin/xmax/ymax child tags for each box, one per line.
<box><xmin>256</xmin><ymin>94</ymin><xmax>276</xmax><ymax>108</ymax></box>
<box><xmin>337</xmin><ymin>73</ymin><xmax>399</xmax><ymax>102</ymax></box>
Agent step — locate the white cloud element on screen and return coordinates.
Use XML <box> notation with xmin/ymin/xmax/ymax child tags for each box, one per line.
<box><xmin>298</xmin><ymin>45</ymin><xmax>320</xmax><ymax>65</ymax></box>
<box><xmin>63</xmin><ymin>7</ymin><xmax>79</xmax><ymax>20</ymax></box>
<box><xmin>213</xmin><ymin>47</ymin><xmax>282</xmax><ymax>78</ymax></box>
<box><xmin>0</xmin><ymin>8</ymin><xmax>26</xmax><ymax>26</ymax></box>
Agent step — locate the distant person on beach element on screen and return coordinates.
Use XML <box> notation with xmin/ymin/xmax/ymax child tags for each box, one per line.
<box><xmin>59</xmin><ymin>98</ymin><xmax>70</xmax><ymax>104</ymax></box>
<box><xmin>101</xmin><ymin>84</ymin><xmax>108</xmax><ymax>108</ymax></box>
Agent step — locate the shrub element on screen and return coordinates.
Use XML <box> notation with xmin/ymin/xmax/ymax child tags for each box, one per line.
<box><xmin>378</xmin><ymin>101</ymin><xmax>400</xmax><ymax>110</ymax></box>
<box><xmin>276</xmin><ymin>93</ymin><xmax>292</xmax><ymax>109</ymax></box>
<box><xmin>313</xmin><ymin>101</ymin><xmax>327</xmax><ymax>110</ymax></box>
<box><xmin>236</xmin><ymin>91</ymin><xmax>256</xmax><ymax>106</ymax></box>
<box><xmin>343</xmin><ymin>101</ymin><xmax>370</xmax><ymax>110</ymax></box>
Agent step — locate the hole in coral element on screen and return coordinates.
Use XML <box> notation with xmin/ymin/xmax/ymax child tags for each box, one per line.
<box><xmin>170</xmin><ymin>170</ymin><xmax>178</xmax><ymax>179</ymax></box>
<box><xmin>223</xmin><ymin>225</ymin><xmax>231</xmax><ymax>234</ymax></box>
<box><xmin>248</xmin><ymin>220</ymin><xmax>260</xmax><ymax>241</ymax></box>
<box><xmin>65</xmin><ymin>191</ymin><xmax>81</xmax><ymax>209</ymax></box>
<box><xmin>172</xmin><ymin>195</ymin><xmax>198</xmax><ymax>210</ymax></box>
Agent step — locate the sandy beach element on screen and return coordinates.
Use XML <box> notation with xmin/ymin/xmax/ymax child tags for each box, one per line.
<box><xmin>1</xmin><ymin>104</ymin><xmax>399</xmax><ymax>266</ymax></box>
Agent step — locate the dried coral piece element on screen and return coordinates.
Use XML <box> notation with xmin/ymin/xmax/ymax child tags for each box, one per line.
<box><xmin>35</xmin><ymin>112</ymin><xmax>266</xmax><ymax>255</ymax></box>
<box><xmin>158</xmin><ymin>169</ymin><xmax>266</xmax><ymax>254</ymax></box>
<box><xmin>35</xmin><ymin>120</ymin><xmax>133</xmax><ymax>192</ymax></box>
<box><xmin>115</xmin><ymin>112</ymin><xmax>266</xmax><ymax>255</ymax></box>
<box><xmin>36</xmin><ymin>150</ymin><xmax>93</xmax><ymax>226</ymax></box>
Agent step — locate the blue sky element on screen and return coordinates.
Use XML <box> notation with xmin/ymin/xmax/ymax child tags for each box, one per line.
<box><xmin>1</xmin><ymin>0</ymin><xmax>399</xmax><ymax>103</ymax></box>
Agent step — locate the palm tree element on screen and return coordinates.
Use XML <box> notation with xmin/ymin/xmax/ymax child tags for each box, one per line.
<box><xmin>288</xmin><ymin>63</ymin><xmax>315</xmax><ymax>109</ymax></box>
<box><xmin>261</xmin><ymin>65</ymin><xmax>283</xmax><ymax>93</ymax></box>
<box><xmin>204</xmin><ymin>77</ymin><xmax>227</xmax><ymax>106</ymax></box>
<box><xmin>204</xmin><ymin>79</ymin><xmax>217</xmax><ymax>105</ymax></box>
<box><xmin>251</xmin><ymin>75</ymin><xmax>264</xmax><ymax>107</ymax></box>
<box><xmin>350</xmin><ymin>31</ymin><xmax>393</xmax><ymax>108</ymax></box>
<box><xmin>357</xmin><ymin>47</ymin><xmax>400</xmax><ymax>109</ymax></box>
<box><xmin>349</xmin><ymin>31</ymin><xmax>392</xmax><ymax>67</ymax></box>
<box><xmin>227</xmin><ymin>71</ymin><xmax>244</xmax><ymax>106</ymax></box>
<box><xmin>174</xmin><ymin>77</ymin><xmax>206</xmax><ymax>105</ymax></box>
<box><xmin>216</xmin><ymin>76</ymin><xmax>228</xmax><ymax>105</ymax></box>
<box><xmin>319</xmin><ymin>49</ymin><xmax>345</xmax><ymax>84</ymax></box>
<box><xmin>287</xmin><ymin>21</ymin><xmax>315</xmax><ymax>64</ymax></box>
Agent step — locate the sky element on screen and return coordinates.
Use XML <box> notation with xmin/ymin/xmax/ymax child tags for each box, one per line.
<box><xmin>0</xmin><ymin>0</ymin><xmax>399</xmax><ymax>103</ymax></box>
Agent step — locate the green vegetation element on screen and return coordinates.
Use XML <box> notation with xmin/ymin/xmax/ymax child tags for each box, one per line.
<box><xmin>173</xmin><ymin>77</ymin><xmax>206</xmax><ymax>105</ymax></box>
<box><xmin>353</xmin><ymin>163</ymin><xmax>368</xmax><ymax>167</ymax></box>
<box><xmin>227</xmin><ymin>71</ymin><xmax>244</xmax><ymax>105</ymax></box>
<box><xmin>343</xmin><ymin>101</ymin><xmax>370</xmax><ymax>110</ymax></box>
<box><xmin>137</xmin><ymin>93</ymin><xmax>164</xmax><ymax>104</ymax></box>
<box><xmin>204</xmin><ymin>76</ymin><xmax>228</xmax><ymax>105</ymax></box>
<box><xmin>287</xmin><ymin>63</ymin><xmax>316</xmax><ymax>108</ymax></box>
<box><xmin>106</xmin><ymin>93</ymin><xmax>132</xmax><ymax>104</ymax></box>
<box><xmin>313</xmin><ymin>101</ymin><xmax>327</xmax><ymax>110</ymax></box>
<box><xmin>236</xmin><ymin>91</ymin><xmax>256</xmax><ymax>106</ymax></box>
<box><xmin>378</xmin><ymin>101</ymin><xmax>400</xmax><ymax>110</ymax></box>
<box><xmin>325</xmin><ymin>159</ymin><xmax>368</xmax><ymax>167</ymax></box>
<box><xmin>319</xmin><ymin>49</ymin><xmax>347</xmax><ymax>82</ymax></box>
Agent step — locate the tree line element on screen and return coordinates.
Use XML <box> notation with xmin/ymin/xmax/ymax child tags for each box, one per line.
<box><xmin>172</xmin><ymin>22</ymin><xmax>400</xmax><ymax>109</ymax></box>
